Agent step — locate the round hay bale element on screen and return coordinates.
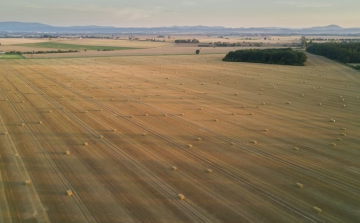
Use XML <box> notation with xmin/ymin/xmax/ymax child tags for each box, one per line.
<box><xmin>293</xmin><ymin>147</ymin><xmax>299</xmax><ymax>151</ymax></box>
<box><xmin>341</xmin><ymin>127</ymin><xmax>347</xmax><ymax>131</ymax></box>
<box><xmin>313</xmin><ymin>207</ymin><xmax>322</xmax><ymax>214</ymax></box>
<box><xmin>341</xmin><ymin>133</ymin><xmax>347</xmax><ymax>137</ymax></box>
<box><xmin>214</xmin><ymin>119</ymin><xmax>219</xmax><ymax>122</ymax></box>
<box><xmin>172</xmin><ymin>166</ymin><xmax>178</xmax><ymax>171</ymax></box>
<box><xmin>66</xmin><ymin>190</ymin><xmax>73</xmax><ymax>196</ymax></box>
<box><xmin>188</xmin><ymin>144</ymin><xmax>193</xmax><ymax>148</ymax></box>
<box><xmin>177</xmin><ymin>194</ymin><xmax>185</xmax><ymax>200</ymax></box>
<box><xmin>331</xmin><ymin>143</ymin><xmax>337</xmax><ymax>147</ymax></box>
<box><xmin>65</xmin><ymin>151</ymin><xmax>70</xmax><ymax>155</ymax></box>
<box><xmin>230</xmin><ymin>142</ymin><xmax>235</xmax><ymax>145</ymax></box>
<box><xmin>38</xmin><ymin>121</ymin><xmax>43</xmax><ymax>124</ymax></box>
<box><xmin>296</xmin><ymin>183</ymin><xmax>304</xmax><ymax>188</ymax></box>
<box><xmin>142</xmin><ymin>133</ymin><xmax>147</xmax><ymax>136</ymax></box>
<box><xmin>206</xmin><ymin>169</ymin><xmax>213</xmax><ymax>174</ymax></box>
<box><xmin>113</xmin><ymin>129</ymin><xmax>117</xmax><ymax>132</ymax></box>
<box><xmin>251</xmin><ymin>140</ymin><xmax>257</xmax><ymax>144</ymax></box>
<box><xmin>84</xmin><ymin>142</ymin><xmax>89</xmax><ymax>146</ymax></box>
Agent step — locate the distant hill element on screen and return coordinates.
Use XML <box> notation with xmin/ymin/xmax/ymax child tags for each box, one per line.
<box><xmin>0</xmin><ymin>22</ymin><xmax>53</xmax><ymax>32</ymax></box>
<box><xmin>1</xmin><ymin>21</ymin><xmax>360</xmax><ymax>34</ymax></box>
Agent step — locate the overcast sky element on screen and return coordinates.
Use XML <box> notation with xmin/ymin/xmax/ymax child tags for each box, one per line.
<box><xmin>0</xmin><ymin>0</ymin><xmax>359</xmax><ymax>28</ymax></box>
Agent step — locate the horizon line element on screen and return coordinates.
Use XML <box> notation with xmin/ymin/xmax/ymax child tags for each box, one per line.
<box><xmin>1</xmin><ymin>21</ymin><xmax>354</xmax><ymax>29</ymax></box>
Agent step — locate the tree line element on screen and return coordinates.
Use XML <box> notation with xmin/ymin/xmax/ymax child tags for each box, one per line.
<box><xmin>5</xmin><ymin>50</ymin><xmax>79</xmax><ymax>55</ymax></box>
<box><xmin>223</xmin><ymin>48</ymin><xmax>307</xmax><ymax>66</ymax></box>
<box><xmin>306</xmin><ymin>42</ymin><xmax>360</xmax><ymax>63</ymax></box>
<box><xmin>175</xmin><ymin>39</ymin><xmax>199</xmax><ymax>43</ymax></box>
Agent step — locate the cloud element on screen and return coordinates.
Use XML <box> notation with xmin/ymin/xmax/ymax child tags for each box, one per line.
<box><xmin>181</xmin><ymin>1</ymin><xmax>196</xmax><ymax>6</ymax></box>
<box><xmin>24</xmin><ymin>4</ymin><xmax>165</xmax><ymax>22</ymax></box>
<box><xmin>276</xmin><ymin>1</ymin><xmax>337</xmax><ymax>8</ymax></box>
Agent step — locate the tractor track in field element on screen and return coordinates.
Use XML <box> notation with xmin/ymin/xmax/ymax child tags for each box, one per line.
<box><xmin>0</xmin><ymin>110</ymin><xmax>52</xmax><ymax>223</ymax></box>
<box><xmin>13</xmin><ymin>61</ymin><xmax>330</xmax><ymax>222</ymax></box>
<box><xmin>2</xmin><ymin>66</ymin><xmax>98</xmax><ymax>223</ymax></box>
<box><xmin>5</xmin><ymin>62</ymin><xmax>219</xmax><ymax>223</ymax></box>
<box><xmin>30</xmin><ymin>60</ymin><xmax>360</xmax><ymax>195</ymax></box>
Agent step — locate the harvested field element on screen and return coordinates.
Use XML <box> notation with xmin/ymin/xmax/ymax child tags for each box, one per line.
<box><xmin>14</xmin><ymin>42</ymin><xmax>140</xmax><ymax>51</ymax></box>
<box><xmin>0</xmin><ymin>53</ymin><xmax>360</xmax><ymax>223</ymax></box>
<box><xmin>55</xmin><ymin>38</ymin><xmax>172</xmax><ymax>48</ymax></box>
<box><xmin>0</xmin><ymin>38</ymin><xmax>48</xmax><ymax>45</ymax></box>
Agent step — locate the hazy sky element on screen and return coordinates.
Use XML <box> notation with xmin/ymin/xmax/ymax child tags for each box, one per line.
<box><xmin>1</xmin><ymin>0</ymin><xmax>359</xmax><ymax>28</ymax></box>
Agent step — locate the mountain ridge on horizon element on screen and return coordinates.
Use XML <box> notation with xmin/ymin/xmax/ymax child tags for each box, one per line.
<box><xmin>1</xmin><ymin>21</ymin><xmax>359</xmax><ymax>34</ymax></box>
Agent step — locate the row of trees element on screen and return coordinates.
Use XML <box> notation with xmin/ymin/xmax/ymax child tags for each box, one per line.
<box><xmin>215</xmin><ymin>42</ymin><xmax>263</xmax><ymax>47</ymax></box>
<box><xmin>6</xmin><ymin>50</ymin><xmax>79</xmax><ymax>55</ymax></box>
<box><xmin>306</xmin><ymin>42</ymin><xmax>360</xmax><ymax>63</ymax></box>
<box><xmin>223</xmin><ymin>48</ymin><xmax>307</xmax><ymax>66</ymax></box>
<box><xmin>174</xmin><ymin>39</ymin><xmax>199</xmax><ymax>43</ymax></box>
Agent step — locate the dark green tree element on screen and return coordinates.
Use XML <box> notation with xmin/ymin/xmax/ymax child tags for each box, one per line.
<box><xmin>223</xmin><ymin>48</ymin><xmax>307</xmax><ymax>66</ymax></box>
<box><xmin>301</xmin><ymin>36</ymin><xmax>307</xmax><ymax>48</ymax></box>
<box><xmin>306</xmin><ymin>42</ymin><xmax>360</xmax><ymax>64</ymax></box>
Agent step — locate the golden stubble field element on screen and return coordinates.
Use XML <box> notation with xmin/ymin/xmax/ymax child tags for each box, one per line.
<box><xmin>0</xmin><ymin>53</ymin><xmax>360</xmax><ymax>223</ymax></box>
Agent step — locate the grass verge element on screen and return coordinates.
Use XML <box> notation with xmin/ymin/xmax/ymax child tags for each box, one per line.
<box><xmin>0</xmin><ymin>54</ymin><xmax>25</xmax><ymax>59</ymax></box>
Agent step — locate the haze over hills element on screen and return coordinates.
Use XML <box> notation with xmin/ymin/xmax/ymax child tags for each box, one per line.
<box><xmin>1</xmin><ymin>22</ymin><xmax>360</xmax><ymax>35</ymax></box>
